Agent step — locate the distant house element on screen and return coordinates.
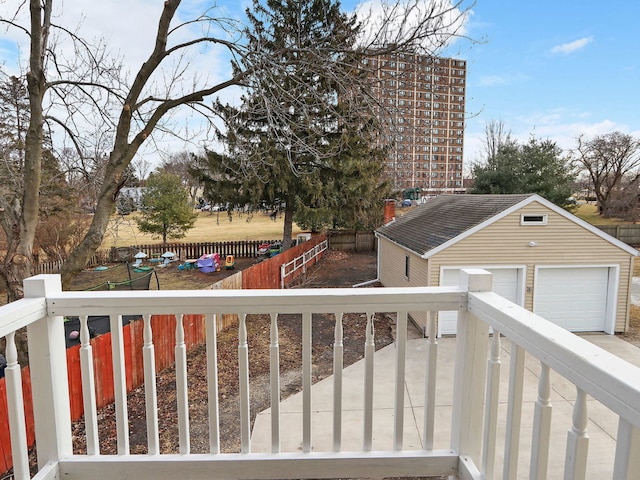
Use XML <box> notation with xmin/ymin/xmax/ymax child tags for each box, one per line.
<box><xmin>375</xmin><ymin>194</ymin><xmax>638</xmax><ymax>336</ymax></box>
<box><xmin>117</xmin><ymin>187</ymin><xmax>145</xmax><ymax>214</ymax></box>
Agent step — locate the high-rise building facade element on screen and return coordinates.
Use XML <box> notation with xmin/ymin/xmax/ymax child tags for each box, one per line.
<box><xmin>364</xmin><ymin>53</ymin><xmax>466</xmax><ymax>195</ymax></box>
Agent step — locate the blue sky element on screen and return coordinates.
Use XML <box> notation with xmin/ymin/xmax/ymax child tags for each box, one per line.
<box><xmin>1</xmin><ymin>0</ymin><xmax>639</xmax><ymax>172</ymax></box>
<box><xmin>460</xmin><ymin>0</ymin><xmax>640</xmax><ymax>167</ymax></box>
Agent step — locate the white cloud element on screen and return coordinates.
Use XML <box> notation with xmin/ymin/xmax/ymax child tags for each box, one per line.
<box><xmin>463</xmin><ymin>109</ymin><xmax>638</xmax><ymax>169</ymax></box>
<box><xmin>550</xmin><ymin>36</ymin><xmax>593</xmax><ymax>55</ymax></box>
<box><xmin>477</xmin><ymin>75</ymin><xmax>508</xmax><ymax>86</ymax></box>
<box><xmin>477</xmin><ymin>72</ymin><xmax>528</xmax><ymax>87</ymax></box>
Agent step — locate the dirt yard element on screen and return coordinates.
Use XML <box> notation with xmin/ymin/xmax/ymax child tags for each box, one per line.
<box><xmin>19</xmin><ymin>249</ymin><xmax>639</xmax><ymax>480</ymax></box>
<box><xmin>69</xmin><ymin>256</ymin><xmax>259</xmax><ymax>292</ymax></box>
<box><xmin>67</xmin><ymin>251</ymin><xmax>398</xmax><ymax>458</ymax></box>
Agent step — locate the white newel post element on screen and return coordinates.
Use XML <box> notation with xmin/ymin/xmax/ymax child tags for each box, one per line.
<box><xmin>450</xmin><ymin>269</ymin><xmax>491</xmax><ymax>468</ymax></box>
<box><xmin>24</xmin><ymin>275</ymin><xmax>72</xmax><ymax>468</ymax></box>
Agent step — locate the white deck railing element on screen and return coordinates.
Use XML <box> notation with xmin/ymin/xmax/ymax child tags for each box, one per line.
<box><xmin>1</xmin><ymin>270</ymin><xmax>640</xmax><ymax>480</ymax></box>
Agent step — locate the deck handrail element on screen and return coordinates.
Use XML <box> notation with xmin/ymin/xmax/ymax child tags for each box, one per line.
<box><xmin>2</xmin><ymin>271</ymin><xmax>640</xmax><ymax>480</ymax></box>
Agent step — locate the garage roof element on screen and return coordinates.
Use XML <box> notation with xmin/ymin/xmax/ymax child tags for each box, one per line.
<box><xmin>376</xmin><ymin>194</ymin><xmax>638</xmax><ymax>257</ymax></box>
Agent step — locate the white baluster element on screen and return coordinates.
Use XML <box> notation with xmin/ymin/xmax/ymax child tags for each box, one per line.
<box><xmin>238</xmin><ymin>313</ymin><xmax>251</xmax><ymax>453</ymax></box>
<box><xmin>564</xmin><ymin>388</ymin><xmax>589</xmax><ymax>480</ymax></box>
<box><xmin>206</xmin><ymin>313</ymin><xmax>220</xmax><ymax>454</ymax></box>
<box><xmin>175</xmin><ymin>314</ymin><xmax>190</xmax><ymax>454</ymax></box>
<box><xmin>269</xmin><ymin>313</ymin><xmax>281</xmax><ymax>453</ymax></box>
<box><xmin>482</xmin><ymin>330</ymin><xmax>501</xmax><ymax>477</ymax></box>
<box><xmin>394</xmin><ymin>311</ymin><xmax>408</xmax><ymax>451</ymax></box>
<box><xmin>424</xmin><ymin>311</ymin><xmax>437</xmax><ymax>450</ymax></box>
<box><xmin>4</xmin><ymin>332</ymin><xmax>29</xmax><ymax>480</ymax></box>
<box><xmin>79</xmin><ymin>315</ymin><xmax>99</xmax><ymax>455</ymax></box>
<box><xmin>613</xmin><ymin>418</ymin><xmax>640</xmax><ymax>479</ymax></box>
<box><xmin>302</xmin><ymin>311</ymin><xmax>312</xmax><ymax>453</ymax></box>
<box><xmin>142</xmin><ymin>314</ymin><xmax>159</xmax><ymax>455</ymax></box>
<box><xmin>503</xmin><ymin>344</ymin><xmax>525</xmax><ymax>480</ymax></box>
<box><xmin>363</xmin><ymin>311</ymin><xmax>375</xmax><ymax>451</ymax></box>
<box><xmin>110</xmin><ymin>314</ymin><xmax>129</xmax><ymax>454</ymax></box>
<box><xmin>530</xmin><ymin>362</ymin><xmax>552</xmax><ymax>480</ymax></box>
<box><xmin>333</xmin><ymin>312</ymin><xmax>344</xmax><ymax>452</ymax></box>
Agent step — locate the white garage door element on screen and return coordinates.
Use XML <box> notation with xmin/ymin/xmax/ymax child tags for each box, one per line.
<box><xmin>438</xmin><ymin>267</ymin><xmax>522</xmax><ymax>336</ymax></box>
<box><xmin>534</xmin><ymin>267</ymin><xmax>610</xmax><ymax>332</ymax></box>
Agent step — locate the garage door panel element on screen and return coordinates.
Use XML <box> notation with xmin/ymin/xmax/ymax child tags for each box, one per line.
<box><xmin>439</xmin><ymin>268</ymin><xmax>520</xmax><ymax>336</ymax></box>
<box><xmin>534</xmin><ymin>267</ymin><xmax>608</xmax><ymax>332</ymax></box>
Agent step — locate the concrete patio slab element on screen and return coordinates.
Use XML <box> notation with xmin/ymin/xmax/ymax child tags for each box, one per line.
<box><xmin>251</xmin><ymin>334</ymin><xmax>640</xmax><ymax>479</ymax></box>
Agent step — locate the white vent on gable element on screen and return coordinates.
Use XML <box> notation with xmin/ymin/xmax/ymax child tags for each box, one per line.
<box><xmin>521</xmin><ymin>214</ymin><xmax>548</xmax><ymax>225</ymax></box>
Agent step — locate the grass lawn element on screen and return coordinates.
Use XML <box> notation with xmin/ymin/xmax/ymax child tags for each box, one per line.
<box><xmin>573</xmin><ymin>203</ymin><xmax>632</xmax><ymax>225</ymax></box>
<box><xmin>102</xmin><ymin>210</ymin><xmax>304</xmax><ymax>248</ymax></box>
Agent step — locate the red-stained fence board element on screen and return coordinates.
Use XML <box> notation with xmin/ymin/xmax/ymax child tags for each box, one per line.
<box><xmin>66</xmin><ymin>345</ymin><xmax>84</xmax><ymax>420</ymax></box>
<box><xmin>0</xmin><ymin>379</ymin><xmax>11</xmax><ymax>474</ymax></box>
<box><xmin>20</xmin><ymin>368</ymin><xmax>35</xmax><ymax>446</ymax></box>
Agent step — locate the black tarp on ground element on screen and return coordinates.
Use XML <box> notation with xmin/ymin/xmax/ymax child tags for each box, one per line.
<box><xmin>63</xmin><ymin>315</ymin><xmax>142</xmax><ymax>348</ymax></box>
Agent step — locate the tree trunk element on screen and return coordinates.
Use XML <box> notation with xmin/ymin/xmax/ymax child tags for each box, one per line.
<box><xmin>282</xmin><ymin>201</ymin><xmax>294</xmax><ymax>251</ymax></box>
<box><xmin>60</xmin><ymin>150</ymin><xmax>134</xmax><ymax>288</ymax></box>
<box><xmin>0</xmin><ymin>1</ymin><xmax>51</xmax><ymax>368</ymax></box>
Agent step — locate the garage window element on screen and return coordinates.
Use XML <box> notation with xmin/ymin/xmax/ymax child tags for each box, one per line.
<box><xmin>521</xmin><ymin>214</ymin><xmax>547</xmax><ymax>225</ymax></box>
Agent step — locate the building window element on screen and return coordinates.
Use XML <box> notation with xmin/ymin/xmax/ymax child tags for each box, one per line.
<box><xmin>521</xmin><ymin>214</ymin><xmax>548</xmax><ymax>225</ymax></box>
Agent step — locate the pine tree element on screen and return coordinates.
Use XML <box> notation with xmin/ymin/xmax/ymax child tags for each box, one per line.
<box><xmin>471</xmin><ymin>136</ymin><xmax>575</xmax><ymax>209</ymax></box>
<box><xmin>193</xmin><ymin>0</ymin><xmax>388</xmax><ymax>245</ymax></box>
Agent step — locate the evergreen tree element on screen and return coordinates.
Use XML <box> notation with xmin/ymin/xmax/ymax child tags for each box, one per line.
<box><xmin>192</xmin><ymin>0</ymin><xmax>388</xmax><ymax>247</ymax></box>
<box><xmin>136</xmin><ymin>172</ymin><xmax>197</xmax><ymax>245</ymax></box>
<box><xmin>0</xmin><ymin>75</ymin><xmax>84</xmax><ymax>262</ymax></box>
<box><xmin>471</xmin><ymin>136</ymin><xmax>576</xmax><ymax>209</ymax></box>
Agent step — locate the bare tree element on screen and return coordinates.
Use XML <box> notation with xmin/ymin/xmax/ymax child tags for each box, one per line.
<box><xmin>0</xmin><ymin>0</ymin><xmax>475</xmax><ymax>298</ymax></box>
<box><xmin>572</xmin><ymin>132</ymin><xmax>640</xmax><ymax>217</ymax></box>
<box><xmin>482</xmin><ymin>119</ymin><xmax>513</xmax><ymax>161</ymax></box>
<box><xmin>159</xmin><ymin>151</ymin><xmax>201</xmax><ymax>206</ymax></box>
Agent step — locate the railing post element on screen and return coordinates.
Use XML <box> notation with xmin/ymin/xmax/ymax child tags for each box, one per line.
<box><xmin>450</xmin><ymin>269</ymin><xmax>491</xmax><ymax>466</ymax></box>
<box><xmin>24</xmin><ymin>275</ymin><xmax>72</xmax><ymax>468</ymax></box>
<box><xmin>4</xmin><ymin>331</ymin><xmax>29</xmax><ymax>480</ymax></box>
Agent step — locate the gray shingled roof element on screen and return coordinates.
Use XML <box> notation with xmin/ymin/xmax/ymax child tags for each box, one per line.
<box><xmin>376</xmin><ymin>194</ymin><xmax>534</xmax><ymax>256</ymax></box>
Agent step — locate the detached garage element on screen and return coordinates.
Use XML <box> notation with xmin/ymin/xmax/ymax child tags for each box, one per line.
<box><xmin>375</xmin><ymin>194</ymin><xmax>637</xmax><ymax>335</ymax></box>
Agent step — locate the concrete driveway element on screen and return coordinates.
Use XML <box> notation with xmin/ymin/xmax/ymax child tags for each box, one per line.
<box><xmin>251</xmin><ymin>334</ymin><xmax>640</xmax><ymax>479</ymax></box>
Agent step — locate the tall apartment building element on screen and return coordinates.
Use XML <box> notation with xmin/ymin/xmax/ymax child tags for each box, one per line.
<box><xmin>364</xmin><ymin>53</ymin><xmax>466</xmax><ymax>195</ymax></box>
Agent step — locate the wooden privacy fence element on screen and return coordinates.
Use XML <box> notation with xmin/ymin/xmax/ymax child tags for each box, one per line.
<box><xmin>34</xmin><ymin>240</ymin><xmax>278</xmax><ymax>275</ymax></box>
<box><xmin>242</xmin><ymin>233</ymin><xmax>328</xmax><ymax>289</ymax></box>
<box><xmin>110</xmin><ymin>239</ymin><xmax>279</xmax><ymax>264</ymax></box>
<box><xmin>0</xmin><ymin>234</ymin><xmax>328</xmax><ymax>474</ymax></box>
<box><xmin>280</xmin><ymin>239</ymin><xmax>328</xmax><ymax>288</ymax></box>
<box><xmin>327</xmin><ymin>230</ymin><xmax>376</xmax><ymax>252</ymax></box>
<box><xmin>35</xmin><ymin>234</ymin><xmax>338</xmax><ymax>275</ymax></box>
<box><xmin>35</xmin><ymin>250</ymin><xmax>111</xmax><ymax>275</ymax></box>
<box><xmin>597</xmin><ymin>224</ymin><xmax>640</xmax><ymax>246</ymax></box>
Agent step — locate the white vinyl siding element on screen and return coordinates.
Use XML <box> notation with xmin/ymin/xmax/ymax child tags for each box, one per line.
<box><xmin>424</xmin><ymin>202</ymin><xmax>632</xmax><ymax>333</ymax></box>
<box><xmin>378</xmin><ymin>237</ymin><xmax>430</xmax><ymax>332</ymax></box>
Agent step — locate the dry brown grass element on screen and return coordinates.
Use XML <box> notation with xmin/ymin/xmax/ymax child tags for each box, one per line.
<box><xmin>574</xmin><ymin>203</ymin><xmax>637</xmax><ymax>225</ymax></box>
<box><xmin>102</xmin><ymin>210</ymin><xmax>304</xmax><ymax>248</ymax></box>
